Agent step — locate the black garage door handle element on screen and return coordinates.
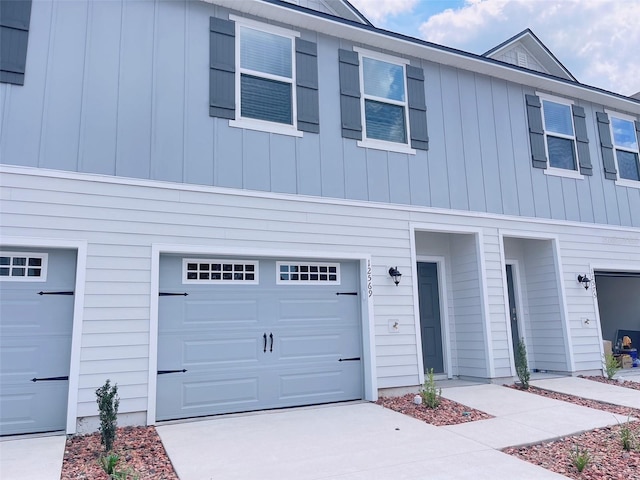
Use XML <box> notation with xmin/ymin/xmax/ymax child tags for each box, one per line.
<box><xmin>31</xmin><ymin>376</ymin><xmax>69</xmax><ymax>382</ymax></box>
<box><xmin>263</xmin><ymin>333</ymin><xmax>267</xmax><ymax>352</ymax></box>
<box><xmin>269</xmin><ymin>333</ymin><xmax>273</xmax><ymax>352</ymax></box>
<box><xmin>158</xmin><ymin>369</ymin><xmax>187</xmax><ymax>374</ymax></box>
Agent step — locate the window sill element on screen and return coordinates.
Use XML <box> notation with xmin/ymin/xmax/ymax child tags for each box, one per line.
<box><xmin>229</xmin><ymin>119</ymin><xmax>303</xmax><ymax>138</ymax></box>
<box><xmin>357</xmin><ymin>138</ymin><xmax>416</xmax><ymax>155</ymax></box>
<box><xmin>615</xmin><ymin>178</ymin><xmax>640</xmax><ymax>189</ymax></box>
<box><xmin>543</xmin><ymin>167</ymin><xmax>584</xmax><ymax>180</ymax></box>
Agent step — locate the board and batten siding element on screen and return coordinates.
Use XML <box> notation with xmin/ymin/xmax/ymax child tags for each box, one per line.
<box><xmin>1</xmin><ymin>0</ymin><xmax>639</xmax><ymax>230</ymax></box>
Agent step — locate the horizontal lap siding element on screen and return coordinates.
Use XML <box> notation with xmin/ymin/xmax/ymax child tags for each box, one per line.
<box><xmin>1</xmin><ymin>0</ymin><xmax>637</xmax><ymax>230</ymax></box>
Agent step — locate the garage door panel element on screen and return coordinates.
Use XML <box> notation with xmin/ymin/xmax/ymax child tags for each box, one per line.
<box><xmin>157</xmin><ymin>257</ymin><xmax>363</xmax><ymax>421</ymax></box>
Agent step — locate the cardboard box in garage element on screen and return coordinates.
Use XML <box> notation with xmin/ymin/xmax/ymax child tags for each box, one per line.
<box><xmin>603</xmin><ymin>340</ymin><xmax>612</xmax><ymax>356</ymax></box>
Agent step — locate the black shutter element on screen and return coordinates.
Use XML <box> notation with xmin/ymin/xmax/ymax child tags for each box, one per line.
<box><xmin>295</xmin><ymin>38</ymin><xmax>319</xmax><ymax>133</ymax></box>
<box><xmin>525</xmin><ymin>94</ymin><xmax>547</xmax><ymax>169</ymax></box>
<box><xmin>209</xmin><ymin>17</ymin><xmax>235</xmax><ymax>119</ymax></box>
<box><xmin>596</xmin><ymin>111</ymin><xmax>617</xmax><ymax>180</ymax></box>
<box><xmin>572</xmin><ymin>105</ymin><xmax>592</xmax><ymax>176</ymax></box>
<box><xmin>406</xmin><ymin>65</ymin><xmax>428</xmax><ymax>151</ymax></box>
<box><xmin>338</xmin><ymin>49</ymin><xmax>362</xmax><ymax>140</ymax></box>
<box><xmin>0</xmin><ymin>0</ymin><xmax>32</xmax><ymax>85</ymax></box>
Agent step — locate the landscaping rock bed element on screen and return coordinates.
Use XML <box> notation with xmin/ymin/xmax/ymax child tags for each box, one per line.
<box><xmin>376</xmin><ymin>393</ymin><xmax>493</xmax><ymax>426</ymax></box>
<box><xmin>60</xmin><ymin>426</ymin><xmax>178</xmax><ymax>480</ymax></box>
<box><xmin>579</xmin><ymin>374</ymin><xmax>640</xmax><ymax>391</ymax></box>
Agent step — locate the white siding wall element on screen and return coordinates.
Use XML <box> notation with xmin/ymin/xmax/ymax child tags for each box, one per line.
<box><xmin>1</xmin><ymin>168</ymin><xmax>639</xmax><ymax>422</ymax></box>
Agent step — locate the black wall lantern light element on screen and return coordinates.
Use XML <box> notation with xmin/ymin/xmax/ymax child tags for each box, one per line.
<box><xmin>577</xmin><ymin>274</ymin><xmax>591</xmax><ymax>290</ymax></box>
<box><xmin>388</xmin><ymin>267</ymin><xmax>402</xmax><ymax>286</ymax></box>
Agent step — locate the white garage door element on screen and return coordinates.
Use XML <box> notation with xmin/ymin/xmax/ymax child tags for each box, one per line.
<box><xmin>156</xmin><ymin>256</ymin><xmax>363</xmax><ymax>421</ymax></box>
<box><xmin>0</xmin><ymin>248</ymin><xmax>76</xmax><ymax>436</ymax></box>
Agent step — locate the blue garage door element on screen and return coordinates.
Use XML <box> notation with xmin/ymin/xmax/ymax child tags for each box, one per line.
<box><xmin>0</xmin><ymin>248</ymin><xmax>76</xmax><ymax>436</ymax></box>
<box><xmin>156</xmin><ymin>256</ymin><xmax>363</xmax><ymax>421</ymax></box>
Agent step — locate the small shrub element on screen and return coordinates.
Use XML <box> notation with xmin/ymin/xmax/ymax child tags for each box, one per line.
<box><xmin>515</xmin><ymin>338</ymin><xmax>530</xmax><ymax>390</ymax></box>
<box><xmin>619</xmin><ymin>417</ymin><xmax>638</xmax><ymax>452</ymax></box>
<box><xmin>604</xmin><ymin>352</ymin><xmax>619</xmax><ymax>380</ymax></box>
<box><xmin>96</xmin><ymin>379</ymin><xmax>120</xmax><ymax>452</ymax></box>
<box><xmin>419</xmin><ymin>368</ymin><xmax>442</xmax><ymax>409</ymax></box>
<box><xmin>569</xmin><ymin>445</ymin><xmax>590</xmax><ymax>472</ymax></box>
<box><xmin>99</xmin><ymin>453</ymin><xmax>120</xmax><ymax>475</ymax></box>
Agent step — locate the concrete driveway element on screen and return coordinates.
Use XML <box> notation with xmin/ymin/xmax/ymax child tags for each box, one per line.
<box><xmin>156</xmin><ymin>402</ymin><xmax>567</xmax><ymax>480</ymax></box>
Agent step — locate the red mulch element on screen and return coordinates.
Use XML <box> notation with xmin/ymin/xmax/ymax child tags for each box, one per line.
<box><xmin>579</xmin><ymin>374</ymin><xmax>640</xmax><ymax>391</ymax></box>
<box><xmin>503</xmin><ymin>382</ymin><xmax>640</xmax><ymax>479</ymax></box>
<box><xmin>60</xmin><ymin>426</ymin><xmax>178</xmax><ymax>480</ymax></box>
<box><xmin>376</xmin><ymin>393</ymin><xmax>493</xmax><ymax>426</ymax></box>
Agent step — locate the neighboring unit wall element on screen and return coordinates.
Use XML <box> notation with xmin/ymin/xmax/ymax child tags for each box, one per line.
<box><xmin>2</xmin><ymin>0</ymin><xmax>639</xmax><ymax>229</ymax></box>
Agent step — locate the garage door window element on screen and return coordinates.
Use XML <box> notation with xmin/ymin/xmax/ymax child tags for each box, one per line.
<box><xmin>0</xmin><ymin>252</ymin><xmax>47</xmax><ymax>281</ymax></box>
<box><xmin>182</xmin><ymin>259</ymin><xmax>258</xmax><ymax>284</ymax></box>
<box><xmin>277</xmin><ymin>262</ymin><xmax>340</xmax><ymax>284</ymax></box>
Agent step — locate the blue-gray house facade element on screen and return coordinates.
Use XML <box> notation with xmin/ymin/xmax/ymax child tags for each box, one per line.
<box><xmin>0</xmin><ymin>0</ymin><xmax>639</xmax><ymax>435</ymax></box>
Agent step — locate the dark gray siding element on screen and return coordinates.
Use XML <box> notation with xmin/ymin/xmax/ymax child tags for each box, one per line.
<box><xmin>1</xmin><ymin>0</ymin><xmax>638</xmax><ymax>228</ymax></box>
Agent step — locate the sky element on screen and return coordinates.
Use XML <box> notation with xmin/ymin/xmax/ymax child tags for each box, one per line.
<box><xmin>348</xmin><ymin>0</ymin><xmax>640</xmax><ymax>97</ymax></box>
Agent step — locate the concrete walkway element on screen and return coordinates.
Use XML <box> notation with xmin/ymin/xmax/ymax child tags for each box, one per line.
<box><xmin>532</xmin><ymin>376</ymin><xmax>640</xmax><ymax>409</ymax></box>
<box><xmin>440</xmin><ymin>383</ymin><xmax>630</xmax><ymax>449</ymax></box>
<box><xmin>0</xmin><ymin>435</ymin><xmax>65</xmax><ymax>480</ymax></box>
<box><xmin>157</xmin><ymin>402</ymin><xmax>567</xmax><ymax>480</ymax></box>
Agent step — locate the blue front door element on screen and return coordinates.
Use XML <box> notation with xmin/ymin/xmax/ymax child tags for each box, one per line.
<box><xmin>418</xmin><ymin>262</ymin><xmax>444</xmax><ymax>374</ymax></box>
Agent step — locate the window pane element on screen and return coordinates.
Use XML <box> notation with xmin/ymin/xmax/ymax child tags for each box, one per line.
<box><xmin>611</xmin><ymin>117</ymin><xmax>638</xmax><ymax>150</ymax></box>
<box><xmin>547</xmin><ymin>136</ymin><xmax>576</xmax><ymax>170</ymax></box>
<box><xmin>365</xmin><ymin>100</ymin><xmax>406</xmax><ymax>143</ymax></box>
<box><xmin>617</xmin><ymin>150</ymin><xmax>640</xmax><ymax>181</ymax></box>
<box><xmin>241</xmin><ymin>74</ymin><xmax>292</xmax><ymax>124</ymax></box>
<box><xmin>240</xmin><ymin>27</ymin><xmax>291</xmax><ymax>78</ymax></box>
<box><xmin>363</xmin><ymin>57</ymin><xmax>405</xmax><ymax>102</ymax></box>
<box><xmin>543</xmin><ymin>101</ymin><xmax>573</xmax><ymax>136</ymax></box>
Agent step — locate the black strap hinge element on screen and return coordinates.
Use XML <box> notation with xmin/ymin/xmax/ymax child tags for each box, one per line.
<box><xmin>159</xmin><ymin>292</ymin><xmax>189</xmax><ymax>296</ymax></box>
<box><xmin>38</xmin><ymin>291</ymin><xmax>74</xmax><ymax>296</ymax></box>
<box><xmin>158</xmin><ymin>369</ymin><xmax>187</xmax><ymax>375</ymax></box>
<box><xmin>31</xmin><ymin>376</ymin><xmax>69</xmax><ymax>382</ymax></box>
<box><xmin>338</xmin><ymin>357</ymin><xmax>361</xmax><ymax>362</ymax></box>
<box><xmin>336</xmin><ymin>292</ymin><xmax>358</xmax><ymax>296</ymax></box>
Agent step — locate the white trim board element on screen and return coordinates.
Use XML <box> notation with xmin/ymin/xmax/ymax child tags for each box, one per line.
<box><xmin>2</xmin><ymin>165</ymin><xmax>639</xmax><ymax>235</ymax></box>
<box><xmin>146</xmin><ymin>244</ymin><xmax>377</xmax><ymax>425</ymax></box>
<box><xmin>0</xmin><ymin>236</ymin><xmax>88</xmax><ymax>434</ymax></box>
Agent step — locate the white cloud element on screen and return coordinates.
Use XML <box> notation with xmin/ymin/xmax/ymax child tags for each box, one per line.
<box><xmin>416</xmin><ymin>0</ymin><xmax>640</xmax><ymax>96</ymax></box>
<box><xmin>348</xmin><ymin>0</ymin><xmax>419</xmax><ymax>25</ymax></box>
<box><xmin>353</xmin><ymin>0</ymin><xmax>640</xmax><ymax>96</ymax></box>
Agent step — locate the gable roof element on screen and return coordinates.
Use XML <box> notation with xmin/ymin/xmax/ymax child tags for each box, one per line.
<box><xmin>208</xmin><ymin>0</ymin><xmax>639</xmax><ymax>114</ymax></box>
<box><xmin>483</xmin><ymin>29</ymin><xmax>577</xmax><ymax>82</ymax></box>
<box><xmin>322</xmin><ymin>0</ymin><xmax>372</xmax><ymax>26</ymax></box>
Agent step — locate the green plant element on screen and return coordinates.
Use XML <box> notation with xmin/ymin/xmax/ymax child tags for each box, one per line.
<box><xmin>604</xmin><ymin>352</ymin><xmax>619</xmax><ymax>380</ymax></box>
<box><xmin>569</xmin><ymin>445</ymin><xmax>590</xmax><ymax>472</ymax></box>
<box><xmin>96</xmin><ymin>379</ymin><xmax>120</xmax><ymax>452</ymax></box>
<box><xmin>419</xmin><ymin>368</ymin><xmax>442</xmax><ymax>409</ymax></box>
<box><xmin>99</xmin><ymin>453</ymin><xmax>120</xmax><ymax>475</ymax></box>
<box><xmin>515</xmin><ymin>338</ymin><xmax>530</xmax><ymax>390</ymax></box>
<box><xmin>619</xmin><ymin>417</ymin><xmax>638</xmax><ymax>452</ymax></box>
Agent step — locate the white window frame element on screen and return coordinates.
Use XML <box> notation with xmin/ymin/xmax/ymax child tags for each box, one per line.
<box><xmin>276</xmin><ymin>261</ymin><xmax>341</xmax><ymax>285</ymax></box>
<box><xmin>537</xmin><ymin>92</ymin><xmax>583</xmax><ymax>180</ymax></box>
<box><xmin>354</xmin><ymin>47</ymin><xmax>415</xmax><ymax>155</ymax></box>
<box><xmin>605</xmin><ymin>109</ymin><xmax>640</xmax><ymax>189</ymax></box>
<box><xmin>0</xmin><ymin>251</ymin><xmax>48</xmax><ymax>282</ymax></box>
<box><xmin>229</xmin><ymin>15</ymin><xmax>302</xmax><ymax>138</ymax></box>
<box><xmin>182</xmin><ymin>258</ymin><xmax>259</xmax><ymax>284</ymax></box>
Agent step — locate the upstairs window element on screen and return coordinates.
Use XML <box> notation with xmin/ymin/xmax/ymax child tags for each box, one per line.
<box><xmin>361</xmin><ymin>56</ymin><xmax>409</xmax><ymax>145</ymax></box>
<box><xmin>525</xmin><ymin>93</ymin><xmax>592</xmax><ymax>178</ymax></box>
<box><xmin>609</xmin><ymin>113</ymin><xmax>640</xmax><ymax>182</ymax></box>
<box><xmin>238</xmin><ymin>25</ymin><xmax>294</xmax><ymax>126</ymax></box>
<box><xmin>541</xmin><ymin>98</ymin><xmax>577</xmax><ymax>171</ymax></box>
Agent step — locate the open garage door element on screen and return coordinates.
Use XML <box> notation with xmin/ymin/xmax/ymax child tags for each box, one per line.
<box><xmin>0</xmin><ymin>248</ymin><xmax>76</xmax><ymax>436</ymax></box>
<box><xmin>156</xmin><ymin>256</ymin><xmax>363</xmax><ymax>421</ymax></box>
<box><xmin>595</xmin><ymin>271</ymin><xmax>640</xmax><ymax>352</ymax></box>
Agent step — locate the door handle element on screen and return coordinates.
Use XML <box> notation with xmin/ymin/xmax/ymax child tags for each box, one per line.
<box><xmin>269</xmin><ymin>333</ymin><xmax>274</xmax><ymax>352</ymax></box>
<box><xmin>263</xmin><ymin>333</ymin><xmax>267</xmax><ymax>353</ymax></box>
